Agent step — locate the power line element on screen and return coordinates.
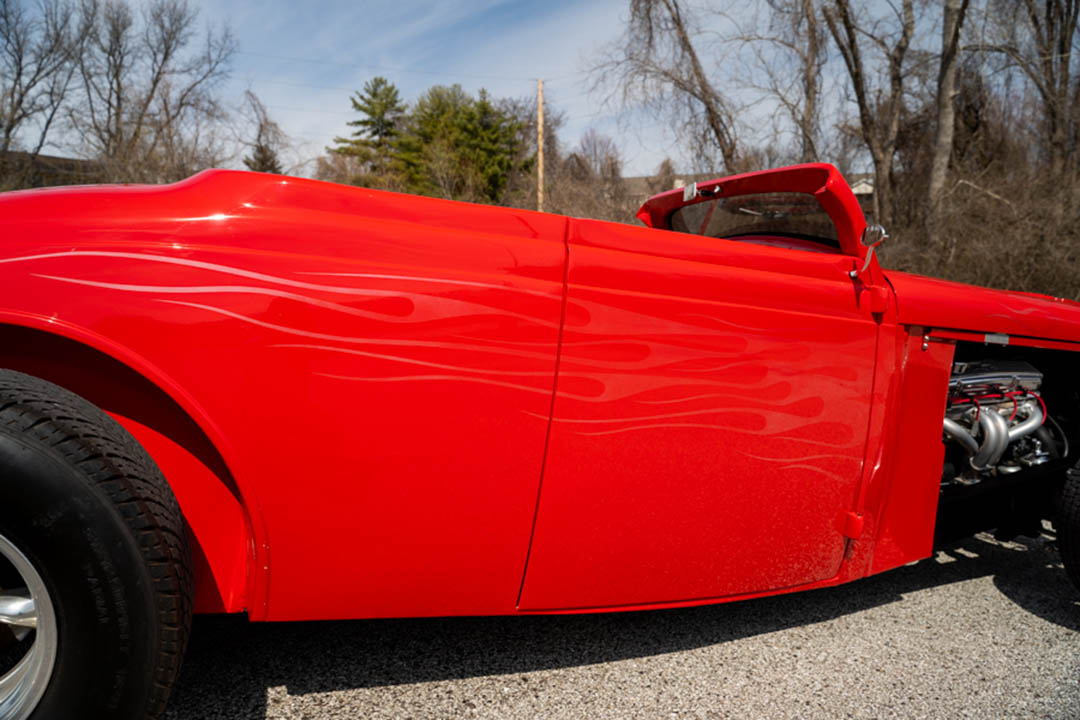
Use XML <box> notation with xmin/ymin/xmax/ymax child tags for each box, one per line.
<box><xmin>259</xmin><ymin>100</ymin><xmax>669</xmax><ymax>132</ymax></box>
<box><xmin>251</xmin><ymin>76</ymin><xmax>589</xmax><ymax>97</ymax></box>
<box><xmin>534</xmin><ymin>69</ymin><xmax>589</xmax><ymax>82</ymax></box>
<box><xmin>236</xmin><ymin>50</ymin><xmax>545</xmax><ymax>83</ymax></box>
<box><xmin>264</xmin><ymin>105</ymin><xmax>354</xmax><ymax>115</ymax></box>
<box><xmin>249</xmin><ymin>79</ymin><xmax>363</xmax><ymax>94</ymax></box>
<box><xmin>259</xmin><ymin>102</ymin><xmax>661</xmax><ymax>128</ymax></box>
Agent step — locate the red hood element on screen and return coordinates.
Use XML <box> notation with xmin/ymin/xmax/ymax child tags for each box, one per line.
<box><xmin>886</xmin><ymin>270</ymin><xmax>1080</xmax><ymax>345</ymax></box>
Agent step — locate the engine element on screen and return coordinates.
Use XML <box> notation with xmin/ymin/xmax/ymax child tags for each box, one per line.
<box><xmin>941</xmin><ymin>359</ymin><xmax>1067</xmax><ymax>483</ymax></box>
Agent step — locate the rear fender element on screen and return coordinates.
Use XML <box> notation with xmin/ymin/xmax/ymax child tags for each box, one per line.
<box><xmin>0</xmin><ymin>316</ymin><xmax>260</xmax><ymax>615</ymax></box>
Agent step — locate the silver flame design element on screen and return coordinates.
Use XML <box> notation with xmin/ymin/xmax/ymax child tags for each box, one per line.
<box><xmin>9</xmin><ymin>249</ymin><xmax>868</xmax><ymax>481</ymax></box>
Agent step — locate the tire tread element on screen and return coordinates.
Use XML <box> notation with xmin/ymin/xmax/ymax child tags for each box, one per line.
<box><xmin>1059</xmin><ymin>467</ymin><xmax>1080</xmax><ymax>591</ymax></box>
<box><xmin>0</xmin><ymin>369</ymin><xmax>192</xmax><ymax>719</ymax></box>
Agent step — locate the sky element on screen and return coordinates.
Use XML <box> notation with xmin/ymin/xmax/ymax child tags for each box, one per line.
<box><xmin>199</xmin><ymin>0</ymin><xmax>688</xmax><ymax>177</ymax></box>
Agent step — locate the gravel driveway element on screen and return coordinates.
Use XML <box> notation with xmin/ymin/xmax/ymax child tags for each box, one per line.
<box><xmin>165</xmin><ymin>533</ymin><xmax>1079</xmax><ymax>720</ymax></box>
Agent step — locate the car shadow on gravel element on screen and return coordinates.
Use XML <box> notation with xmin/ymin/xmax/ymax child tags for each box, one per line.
<box><xmin>165</xmin><ymin>534</ymin><xmax>1079</xmax><ymax>720</ymax></box>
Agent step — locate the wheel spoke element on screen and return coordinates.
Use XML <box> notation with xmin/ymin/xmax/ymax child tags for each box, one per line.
<box><xmin>0</xmin><ymin>532</ymin><xmax>55</xmax><ymax>720</ymax></box>
<box><xmin>0</xmin><ymin>648</ymin><xmax>33</xmax><ymax>714</ymax></box>
<box><xmin>0</xmin><ymin>591</ymin><xmax>35</xmax><ymax>630</ymax></box>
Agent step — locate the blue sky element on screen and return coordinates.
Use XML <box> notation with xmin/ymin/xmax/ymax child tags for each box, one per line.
<box><xmin>200</xmin><ymin>0</ymin><xmax>686</xmax><ymax>176</ymax></box>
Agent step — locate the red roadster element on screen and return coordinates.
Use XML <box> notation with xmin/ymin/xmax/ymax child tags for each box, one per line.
<box><xmin>0</xmin><ymin>163</ymin><xmax>1077</xmax><ymax>719</ymax></box>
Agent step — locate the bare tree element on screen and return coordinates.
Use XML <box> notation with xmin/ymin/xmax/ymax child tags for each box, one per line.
<box><xmin>575</xmin><ymin>128</ymin><xmax>623</xmax><ymax>181</ymax></box>
<box><xmin>773</xmin><ymin>0</ymin><xmax>825</xmax><ymax>163</ymax></box>
<box><xmin>69</xmin><ymin>0</ymin><xmax>235</xmax><ymax>182</ymax></box>
<box><xmin>422</xmin><ymin>134</ymin><xmax>480</xmax><ymax>201</ymax></box>
<box><xmin>927</xmin><ymin>0</ymin><xmax>971</xmax><ymax>244</ymax></box>
<box><xmin>315</xmin><ymin>150</ymin><xmax>364</xmax><ymax>185</ymax></box>
<box><xmin>593</xmin><ymin>0</ymin><xmax>742</xmax><ymax>172</ymax></box>
<box><xmin>737</xmin><ymin>0</ymin><xmax>826</xmax><ymax>163</ymax></box>
<box><xmin>648</xmin><ymin>156</ymin><xmax>677</xmax><ymax>194</ymax></box>
<box><xmin>557</xmin><ymin>128</ymin><xmax>629</xmax><ymax>220</ymax></box>
<box><xmin>499</xmin><ymin>93</ymin><xmax>566</xmax><ymax>210</ymax></box>
<box><xmin>240</xmin><ymin>90</ymin><xmax>285</xmax><ymax>174</ymax></box>
<box><xmin>968</xmin><ymin>0</ymin><xmax>1080</xmax><ymax>181</ymax></box>
<box><xmin>0</xmin><ymin>0</ymin><xmax>77</xmax><ymax>165</ymax></box>
<box><xmin>824</xmin><ymin>0</ymin><xmax>915</xmax><ymax>227</ymax></box>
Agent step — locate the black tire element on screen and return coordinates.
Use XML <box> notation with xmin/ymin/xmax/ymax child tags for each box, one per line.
<box><xmin>0</xmin><ymin>369</ymin><xmax>192</xmax><ymax>719</ymax></box>
<box><xmin>1059</xmin><ymin>465</ymin><xmax>1080</xmax><ymax>592</ymax></box>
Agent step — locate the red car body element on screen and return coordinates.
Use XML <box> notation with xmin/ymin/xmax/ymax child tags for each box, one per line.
<box><xmin>1</xmin><ymin>163</ymin><xmax>1076</xmax><ymax>622</ymax></box>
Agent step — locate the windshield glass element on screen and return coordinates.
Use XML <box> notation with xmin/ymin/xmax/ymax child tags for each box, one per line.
<box><xmin>668</xmin><ymin>191</ymin><xmax>840</xmax><ymax>253</ymax></box>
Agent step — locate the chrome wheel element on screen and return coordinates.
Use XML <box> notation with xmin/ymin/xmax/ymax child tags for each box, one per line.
<box><xmin>0</xmin><ymin>532</ymin><xmax>56</xmax><ymax>720</ymax></box>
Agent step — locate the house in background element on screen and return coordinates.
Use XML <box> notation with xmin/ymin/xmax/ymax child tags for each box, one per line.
<box><xmin>1</xmin><ymin>151</ymin><xmax>99</xmax><ymax>190</ymax></box>
<box><xmin>846</xmin><ymin>173</ymin><xmax>875</xmax><ymax>218</ymax></box>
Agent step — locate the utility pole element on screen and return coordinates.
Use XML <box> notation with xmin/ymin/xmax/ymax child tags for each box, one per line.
<box><xmin>537</xmin><ymin>78</ymin><xmax>544</xmax><ymax>212</ymax></box>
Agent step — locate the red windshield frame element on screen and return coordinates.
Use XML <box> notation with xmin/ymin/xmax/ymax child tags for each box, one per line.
<box><xmin>636</xmin><ymin>163</ymin><xmax>867</xmax><ymax>258</ymax></box>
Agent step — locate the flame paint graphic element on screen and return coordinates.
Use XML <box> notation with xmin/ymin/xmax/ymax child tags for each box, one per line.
<box><xmin>10</xmin><ymin>248</ymin><xmax>872</xmax><ymax>484</ymax></box>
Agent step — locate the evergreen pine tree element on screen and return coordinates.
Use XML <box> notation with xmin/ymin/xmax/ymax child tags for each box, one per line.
<box><xmin>331</xmin><ymin>76</ymin><xmax>407</xmax><ymax>185</ymax></box>
<box><xmin>243</xmin><ymin>142</ymin><xmax>283</xmax><ymax>174</ymax></box>
<box><xmin>242</xmin><ymin>91</ymin><xmax>286</xmax><ymax>175</ymax></box>
<box><xmin>393</xmin><ymin>84</ymin><xmax>524</xmax><ymax>203</ymax></box>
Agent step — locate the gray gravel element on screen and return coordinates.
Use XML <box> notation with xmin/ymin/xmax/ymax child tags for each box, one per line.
<box><xmin>165</xmin><ymin>533</ymin><xmax>1080</xmax><ymax>720</ymax></box>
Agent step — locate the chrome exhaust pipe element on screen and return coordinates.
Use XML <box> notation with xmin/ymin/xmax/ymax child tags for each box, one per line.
<box><xmin>969</xmin><ymin>410</ymin><xmax>1007</xmax><ymax>470</ymax></box>
<box><xmin>1007</xmin><ymin>402</ymin><xmax>1044</xmax><ymax>443</ymax></box>
<box><xmin>986</xmin><ymin>410</ymin><xmax>1011</xmax><ymax>467</ymax></box>
<box><xmin>943</xmin><ymin>417</ymin><xmax>979</xmax><ymax>454</ymax></box>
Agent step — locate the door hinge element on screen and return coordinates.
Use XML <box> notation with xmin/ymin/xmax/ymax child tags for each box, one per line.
<box><xmin>869</xmin><ymin>286</ymin><xmax>889</xmax><ymax>314</ymax></box>
<box><xmin>841</xmin><ymin>511</ymin><xmax>864</xmax><ymax>540</ymax></box>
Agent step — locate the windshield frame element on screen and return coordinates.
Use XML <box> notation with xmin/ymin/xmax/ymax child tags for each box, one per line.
<box><xmin>667</xmin><ymin>192</ymin><xmax>843</xmax><ymax>254</ymax></box>
<box><xmin>635</xmin><ymin>163</ymin><xmax>867</xmax><ymax>259</ymax></box>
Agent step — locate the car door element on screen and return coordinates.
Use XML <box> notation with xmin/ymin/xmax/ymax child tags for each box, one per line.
<box><xmin>519</xmin><ymin>167</ymin><xmax>884</xmax><ymax>610</ymax></box>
